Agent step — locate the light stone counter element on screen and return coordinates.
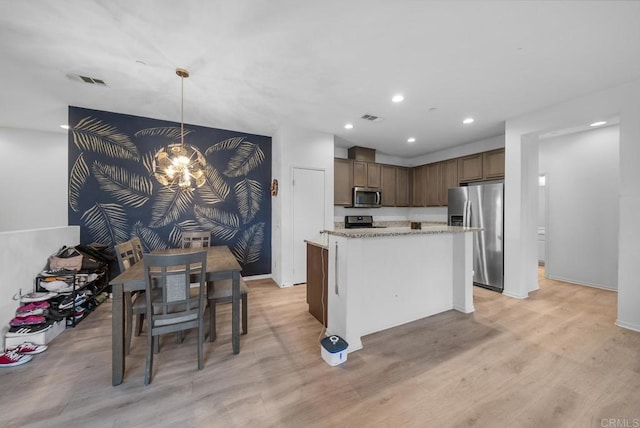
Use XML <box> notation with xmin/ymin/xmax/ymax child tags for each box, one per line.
<box><xmin>304</xmin><ymin>234</ymin><xmax>328</xmax><ymax>249</ymax></box>
<box><xmin>326</xmin><ymin>225</ymin><xmax>481</xmax><ymax>239</ymax></box>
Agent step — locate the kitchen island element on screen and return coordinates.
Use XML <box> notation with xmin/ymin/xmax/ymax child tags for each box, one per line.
<box><xmin>325</xmin><ymin>225</ymin><xmax>480</xmax><ymax>353</ymax></box>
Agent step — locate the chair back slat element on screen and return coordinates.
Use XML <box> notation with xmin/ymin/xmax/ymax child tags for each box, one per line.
<box><xmin>130</xmin><ymin>237</ymin><xmax>144</xmax><ymax>262</ymax></box>
<box><xmin>115</xmin><ymin>241</ymin><xmax>137</xmax><ymax>273</ymax></box>
<box><xmin>181</xmin><ymin>231</ymin><xmax>211</xmax><ymax>249</ymax></box>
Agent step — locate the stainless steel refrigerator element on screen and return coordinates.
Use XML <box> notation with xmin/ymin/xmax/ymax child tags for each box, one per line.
<box><xmin>448</xmin><ymin>182</ymin><xmax>504</xmax><ymax>292</ymax></box>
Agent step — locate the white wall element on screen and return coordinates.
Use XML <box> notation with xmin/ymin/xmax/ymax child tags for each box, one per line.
<box><xmin>410</xmin><ymin>134</ymin><xmax>505</xmax><ymax>167</ymax></box>
<box><xmin>0</xmin><ymin>128</ymin><xmax>68</xmax><ymax>232</ymax></box>
<box><xmin>504</xmin><ymin>78</ymin><xmax>640</xmax><ymax>332</ymax></box>
<box><xmin>0</xmin><ymin>226</ymin><xmax>79</xmax><ymax>349</ymax></box>
<box><xmin>539</xmin><ymin>125</ymin><xmax>619</xmax><ymax>290</ymax></box>
<box><xmin>271</xmin><ymin>125</ymin><xmax>334</xmax><ymax>287</ymax></box>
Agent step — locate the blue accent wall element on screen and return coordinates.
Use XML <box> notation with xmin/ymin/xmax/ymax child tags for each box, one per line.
<box><xmin>68</xmin><ymin>106</ymin><xmax>272</xmax><ymax>276</ymax></box>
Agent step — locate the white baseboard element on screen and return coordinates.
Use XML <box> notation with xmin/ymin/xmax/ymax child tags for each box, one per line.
<box><xmin>615</xmin><ymin>319</ymin><xmax>640</xmax><ymax>333</ymax></box>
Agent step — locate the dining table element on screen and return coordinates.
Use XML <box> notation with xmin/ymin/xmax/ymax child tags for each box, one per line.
<box><xmin>109</xmin><ymin>245</ymin><xmax>242</xmax><ymax>386</ymax></box>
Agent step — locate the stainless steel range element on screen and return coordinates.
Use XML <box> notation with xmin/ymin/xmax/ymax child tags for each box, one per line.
<box><xmin>344</xmin><ymin>215</ymin><xmax>386</xmax><ymax>229</ymax></box>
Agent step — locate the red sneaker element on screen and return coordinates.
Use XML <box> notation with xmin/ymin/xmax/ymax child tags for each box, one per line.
<box><xmin>10</xmin><ymin>315</ymin><xmax>46</xmax><ymax>327</ymax></box>
<box><xmin>0</xmin><ymin>351</ymin><xmax>33</xmax><ymax>367</ymax></box>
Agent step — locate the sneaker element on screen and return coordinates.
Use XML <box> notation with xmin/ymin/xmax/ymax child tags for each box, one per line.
<box><xmin>0</xmin><ymin>351</ymin><xmax>33</xmax><ymax>367</ymax></box>
<box><xmin>16</xmin><ymin>301</ymin><xmax>50</xmax><ymax>317</ymax></box>
<box><xmin>7</xmin><ymin>342</ymin><xmax>48</xmax><ymax>355</ymax></box>
<box><xmin>6</xmin><ymin>321</ymin><xmax>54</xmax><ymax>337</ymax></box>
<box><xmin>59</xmin><ymin>293</ymin><xmax>86</xmax><ymax>310</ymax></box>
<box><xmin>10</xmin><ymin>315</ymin><xmax>46</xmax><ymax>327</ymax></box>
<box><xmin>20</xmin><ymin>291</ymin><xmax>58</xmax><ymax>302</ymax></box>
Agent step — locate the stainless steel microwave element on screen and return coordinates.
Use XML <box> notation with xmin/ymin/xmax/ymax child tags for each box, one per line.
<box><xmin>352</xmin><ymin>187</ymin><xmax>382</xmax><ymax>208</ymax></box>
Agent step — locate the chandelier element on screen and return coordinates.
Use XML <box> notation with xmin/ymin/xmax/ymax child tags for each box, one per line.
<box><xmin>153</xmin><ymin>68</ymin><xmax>206</xmax><ymax>190</ymax></box>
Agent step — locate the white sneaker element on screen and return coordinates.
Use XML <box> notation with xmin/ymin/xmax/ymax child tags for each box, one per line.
<box><xmin>7</xmin><ymin>342</ymin><xmax>48</xmax><ymax>355</ymax></box>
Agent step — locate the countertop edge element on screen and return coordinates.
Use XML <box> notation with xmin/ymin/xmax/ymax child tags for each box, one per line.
<box><xmin>305</xmin><ymin>239</ymin><xmax>328</xmax><ymax>249</ymax></box>
<box><xmin>324</xmin><ymin>226</ymin><xmax>482</xmax><ymax>239</ymax></box>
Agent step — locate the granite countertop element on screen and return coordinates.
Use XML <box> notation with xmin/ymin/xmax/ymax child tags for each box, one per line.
<box><xmin>305</xmin><ymin>234</ymin><xmax>329</xmax><ymax>249</ymax></box>
<box><xmin>325</xmin><ymin>225</ymin><xmax>482</xmax><ymax>239</ymax></box>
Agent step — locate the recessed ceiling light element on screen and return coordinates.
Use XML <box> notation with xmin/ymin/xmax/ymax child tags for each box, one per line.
<box><xmin>590</xmin><ymin>121</ymin><xmax>606</xmax><ymax>127</ymax></box>
<box><xmin>392</xmin><ymin>94</ymin><xmax>404</xmax><ymax>103</ymax></box>
<box><xmin>344</xmin><ymin>123</ymin><xmax>354</xmax><ymax>130</ymax></box>
<box><xmin>462</xmin><ymin>117</ymin><xmax>475</xmax><ymax>124</ymax></box>
<box><xmin>60</xmin><ymin>125</ymin><xmax>70</xmax><ymax>130</ymax></box>
<box><xmin>407</xmin><ymin>137</ymin><xmax>416</xmax><ymax>143</ymax></box>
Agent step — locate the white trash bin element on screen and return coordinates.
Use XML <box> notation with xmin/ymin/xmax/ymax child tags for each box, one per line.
<box><xmin>320</xmin><ymin>335</ymin><xmax>348</xmax><ymax>366</ymax></box>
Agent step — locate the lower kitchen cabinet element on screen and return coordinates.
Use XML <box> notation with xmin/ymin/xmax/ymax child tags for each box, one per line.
<box><xmin>306</xmin><ymin>243</ymin><xmax>327</xmax><ymax>327</ymax></box>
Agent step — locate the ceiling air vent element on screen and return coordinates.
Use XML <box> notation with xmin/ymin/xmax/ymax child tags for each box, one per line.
<box><xmin>361</xmin><ymin>114</ymin><xmax>383</xmax><ymax>123</ymax></box>
<box><xmin>67</xmin><ymin>73</ymin><xmax>108</xmax><ymax>86</ymax></box>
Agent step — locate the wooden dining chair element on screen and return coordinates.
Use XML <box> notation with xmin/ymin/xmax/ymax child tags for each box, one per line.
<box><xmin>181</xmin><ymin>230</ymin><xmax>211</xmax><ymax>249</ymax></box>
<box><xmin>142</xmin><ymin>251</ymin><xmax>208</xmax><ymax>385</ymax></box>
<box><xmin>115</xmin><ymin>240</ymin><xmax>147</xmax><ymax>355</ymax></box>
<box><xmin>180</xmin><ymin>231</ymin><xmax>249</xmax><ymax>342</ymax></box>
<box><xmin>130</xmin><ymin>236</ymin><xmax>144</xmax><ymax>262</ymax></box>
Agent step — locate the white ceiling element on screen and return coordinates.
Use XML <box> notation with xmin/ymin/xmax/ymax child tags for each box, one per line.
<box><xmin>1</xmin><ymin>1</ymin><xmax>639</xmax><ymax>158</ymax></box>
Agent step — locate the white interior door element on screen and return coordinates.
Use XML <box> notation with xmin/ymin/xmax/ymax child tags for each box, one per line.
<box><xmin>292</xmin><ymin>167</ymin><xmax>326</xmax><ymax>285</ymax></box>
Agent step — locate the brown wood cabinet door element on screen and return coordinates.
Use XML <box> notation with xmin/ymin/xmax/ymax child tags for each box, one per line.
<box><xmin>381</xmin><ymin>165</ymin><xmax>396</xmax><ymax>206</ymax></box>
<box><xmin>353</xmin><ymin>161</ymin><xmax>367</xmax><ymax>187</ymax></box>
<box><xmin>366</xmin><ymin>162</ymin><xmax>381</xmax><ymax>188</ymax></box>
<box><xmin>483</xmin><ymin>148</ymin><xmax>505</xmax><ymax>179</ymax></box>
<box><xmin>425</xmin><ymin>163</ymin><xmax>441</xmax><ymax>206</ymax></box>
<box><xmin>458</xmin><ymin>153</ymin><xmax>483</xmax><ymax>182</ymax></box>
<box><xmin>440</xmin><ymin>159</ymin><xmax>458</xmax><ymax>206</ymax></box>
<box><xmin>334</xmin><ymin>158</ymin><xmax>353</xmax><ymax>205</ymax></box>
<box><xmin>411</xmin><ymin>165</ymin><xmax>426</xmax><ymax>206</ymax></box>
<box><xmin>395</xmin><ymin>167</ymin><xmax>409</xmax><ymax>207</ymax></box>
<box><xmin>306</xmin><ymin>244</ymin><xmax>327</xmax><ymax>327</ymax></box>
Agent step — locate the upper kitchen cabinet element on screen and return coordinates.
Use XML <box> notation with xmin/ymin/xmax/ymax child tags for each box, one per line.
<box><xmin>395</xmin><ymin>167</ymin><xmax>410</xmax><ymax>207</ymax></box>
<box><xmin>458</xmin><ymin>153</ymin><xmax>484</xmax><ymax>183</ymax></box>
<box><xmin>381</xmin><ymin>165</ymin><xmax>397</xmax><ymax>206</ymax></box>
<box><xmin>353</xmin><ymin>161</ymin><xmax>381</xmax><ymax>188</ymax></box>
<box><xmin>334</xmin><ymin>158</ymin><xmax>353</xmax><ymax>206</ymax></box>
<box><xmin>483</xmin><ymin>148</ymin><xmax>505</xmax><ymax>179</ymax></box>
<box><xmin>425</xmin><ymin>162</ymin><xmax>441</xmax><ymax>206</ymax></box>
<box><xmin>440</xmin><ymin>158</ymin><xmax>458</xmax><ymax>206</ymax></box>
<box><xmin>458</xmin><ymin>149</ymin><xmax>505</xmax><ymax>182</ymax></box>
<box><xmin>411</xmin><ymin>165</ymin><xmax>427</xmax><ymax>206</ymax></box>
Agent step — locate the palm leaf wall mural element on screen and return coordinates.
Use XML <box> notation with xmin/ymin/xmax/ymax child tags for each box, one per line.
<box><xmin>132</xmin><ymin>221</ymin><xmax>167</xmax><ymax>252</ymax></box>
<box><xmin>134</xmin><ymin>127</ymin><xmax>193</xmax><ymax>139</ymax></box>
<box><xmin>233</xmin><ymin>222</ymin><xmax>265</xmax><ymax>265</ymax></box>
<box><xmin>72</xmin><ymin>117</ymin><xmax>140</xmax><ymax>160</ymax></box>
<box><xmin>92</xmin><ymin>161</ymin><xmax>153</xmax><ymax>208</ymax></box>
<box><xmin>194</xmin><ymin>205</ymin><xmax>240</xmax><ymax>241</ymax></box>
<box><xmin>235</xmin><ymin>178</ymin><xmax>262</xmax><ymax>223</ymax></box>
<box><xmin>69</xmin><ymin>153</ymin><xmax>89</xmax><ymax>213</ymax></box>
<box><xmin>224</xmin><ymin>142</ymin><xmax>265</xmax><ymax>177</ymax></box>
<box><xmin>149</xmin><ymin>186</ymin><xmax>194</xmax><ymax>228</ymax></box>
<box><xmin>197</xmin><ymin>165</ymin><xmax>230</xmax><ymax>205</ymax></box>
<box><xmin>205</xmin><ymin>137</ymin><xmax>246</xmax><ymax>155</ymax></box>
<box><xmin>68</xmin><ymin>106</ymin><xmax>272</xmax><ymax>276</ymax></box>
<box><xmin>81</xmin><ymin>203</ymin><xmax>129</xmax><ymax>246</ymax></box>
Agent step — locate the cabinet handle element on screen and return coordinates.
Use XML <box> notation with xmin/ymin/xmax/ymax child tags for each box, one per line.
<box><xmin>334</xmin><ymin>241</ymin><xmax>339</xmax><ymax>295</ymax></box>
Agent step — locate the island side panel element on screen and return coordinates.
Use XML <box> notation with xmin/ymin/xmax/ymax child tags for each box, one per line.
<box><xmin>328</xmin><ymin>233</ymin><xmax>460</xmax><ymax>353</ymax></box>
<box><xmin>327</xmin><ymin>235</ymin><xmax>362</xmax><ymax>351</ymax></box>
<box><xmin>452</xmin><ymin>231</ymin><xmax>475</xmax><ymax>313</ymax></box>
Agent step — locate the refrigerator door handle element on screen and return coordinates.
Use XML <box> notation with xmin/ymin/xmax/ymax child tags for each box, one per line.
<box><xmin>464</xmin><ymin>201</ymin><xmax>471</xmax><ymax>227</ymax></box>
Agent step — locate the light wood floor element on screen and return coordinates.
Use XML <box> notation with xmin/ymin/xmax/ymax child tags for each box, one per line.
<box><xmin>2</xmin><ymin>270</ymin><xmax>639</xmax><ymax>428</ymax></box>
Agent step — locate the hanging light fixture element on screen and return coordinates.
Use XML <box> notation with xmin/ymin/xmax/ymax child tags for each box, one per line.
<box><xmin>153</xmin><ymin>68</ymin><xmax>206</xmax><ymax>190</ymax></box>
